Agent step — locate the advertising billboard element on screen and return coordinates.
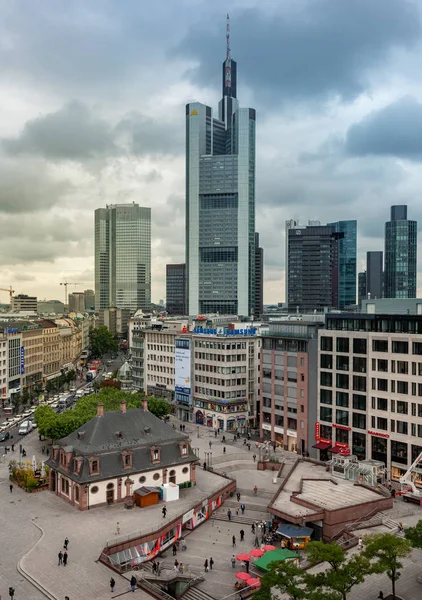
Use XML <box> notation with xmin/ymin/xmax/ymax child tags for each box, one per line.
<box><xmin>175</xmin><ymin>346</ymin><xmax>191</xmax><ymax>393</ymax></box>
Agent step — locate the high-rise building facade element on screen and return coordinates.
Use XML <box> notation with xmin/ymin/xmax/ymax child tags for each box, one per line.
<box><xmin>328</xmin><ymin>220</ymin><xmax>357</xmax><ymax>308</ymax></box>
<box><xmin>358</xmin><ymin>272</ymin><xmax>367</xmax><ymax>303</ymax></box>
<box><xmin>166</xmin><ymin>264</ymin><xmax>187</xmax><ymax>315</ymax></box>
<box><xmin>384</xmin><ymin>205</ymin><xmax>417</xmax><ymax>299</ymax></box>
<box><xmin>185</xmin><ymin>17</ymin><xmax>256</xmax><ymax>317</ymax></box>
<box><xmin>95</xmin><ymin>203</ymin><xmax>151</xmax><ymax>311</ymax></box>
<box><xmin>366</xmin><ymin>251</ymin><xmax>383</xmax><ymax>299</ymax></box>
<box><xmin>84</xmin><ymin>289</ymin><xmax>95</xmax><ymax>311</ymax></box>
<box><xmin>254</xmin><ymin>233</ymin><xmax>264</xmax><ymax>319</ymax></box>
<box><xmin>68</xmin><ymin>292</ymin><xmax>85</xmax><ymax>313</ymax></box>
<box><xmin>286</xmin><ymin>222</ymin><xmax>341</xmax><ymax>312</ymax></box>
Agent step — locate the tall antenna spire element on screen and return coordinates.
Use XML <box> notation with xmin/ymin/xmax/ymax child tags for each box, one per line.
<box><xmin>225</xmin><ymin>13</ymin><xmax>231</xmax><ymax>90</ymax></box>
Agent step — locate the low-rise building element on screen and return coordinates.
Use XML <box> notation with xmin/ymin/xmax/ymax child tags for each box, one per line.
<box><xmin>37</xmin><ymin>300</ymin><xmax>64</xmax><ymax>316</ymax></box>
<box><xmin>316</xmin><ymin>313</ymin><xmax>422</xmax><ymax>486</ymax></box>
<box><xmin>260</xmin><ymin>318</ymin><xmax>324</xmax><ymax>455</ymax></box>
<box><xmin>40</xmin><ymin>320</ymin><xmax>61</xmax><ymax>378</ymax></box>
<box><xmin>46</xmin><ymin>400</ymin><xmax>197</xmax><ymax>510</ymax></box>
<box><xmin>68</xmin><ymin>293</ymin><xmax>85</xmax><ymax>313</ymax></box>
<box><xmin>11</xmin><ymin>294</ymin><xmax>37</xmax><ymax>312</ymax></box>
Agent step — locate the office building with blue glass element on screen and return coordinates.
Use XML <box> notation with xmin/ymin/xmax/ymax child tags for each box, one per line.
<box><xmin>185</xmin><ymin>17</ymin><xmax>256</xmax><ymax>317</ymax></box>
<box><xmin>384</xmin><ymin>205</ymin><xmax>417</xmax><ymax>299</ymax></box>
<box><xmin>328</xmin><ymin>220</ymin><xmax>357</xmax><ymax>309</ymax></box>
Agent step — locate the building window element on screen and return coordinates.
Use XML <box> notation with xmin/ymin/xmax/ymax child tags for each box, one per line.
<box><xmin>182</xmin><ymin>446</ymin><xmax>187</xmax><ymax>456</ymax></box>
<box><xmin>139</xmin><ymin>476</ymin><xmax>146</xmax><ymax>484</ymax></box>
<box><xmin>377</xmin><ymin>417</ymin><xmax>388</xmax><ymax>431</ymax></box>
<box><xmin>107</xmin><ymin>482</ymin><xmax>114</xmax><ymax>490</ymax></box>
<box><xmin>336</xmin><ymin>355</ymin><xmax>349</xmax><ymax>371</ymax></box>
<box><xmin>392</xmin><ymin>341</ymin><xmax>408</xmax><ymax>354</ymax></box>
<box><xmin>75</xmin><ymin>485</ymin><xmax>79</xmax><ymax>503</ymax></box>
<box><xmin>391</xmin><ymin>440</ymin><xmax>408</xmax><ymax>464</ymax></box>
<box><xmin>372</xmin><ymin>436</ymin><xmax>387</xmax><ymax>460</ymax></box>
<box><xmin>320</xmin><ymin>407</ymin><xmax>332</xmax><ymax>422</ymax></box>
<box><xmin>336</xmin><ymin>392</ymin><xmax>349</xmax><ymax>407</ymax></box>
<box><xmin>397</xmin><ymin>401</ymin><xmax>408</xmax><ymax>415</ymax></box>
<box><xmin>336</xmin><ymin>373</ymin><xmax>349</xmax><ymax>390</ymax></box>
<box><xmin>396</xmin><ymin>420</ymin><xmax>408</xmax><ymax>435</ymax></box>
<box><xmin>352</xmin><ymin>432</ymin><xmax>366</xmax><ymax>459</ymax></box>
<box><xmin>353</xmin><ymin>357</ymin><xmax>366</xmax><ymax>373</ymax></box>
<box><xmin>125</xmin><ymin>455</ymin><xmax>131</xmax><ymax>466</ymax></box>
<box><xmin>320</xmin><ymin>389</ymin><xmax>332</xmax><ymax>405</ymax></box>
<box><xmin>182</xmin><ymin>467</ymin><xmax>189</xmax><ymax>474</ymax></box>
<box><xmin>373</xmin><ymin>340</ymin><xmax>388</xmax><ymax>353</ymax></box>
<box><xmin>353</xmin><ymin>376</ymin><xmax>366</xmax><ymax>392</ymax></box>
<box><xmin>377</xmin><ymin>359</ymin><xmax>388</xmax><ymax>372</ymax></box>
<box><xmin>413</xmin><ymin>342</ymin><xmax>422</xmax><ymax>355</ymax></box>
<box><xmin>352</xmin><ymin>394</ymin><xmax>366</xmax><ymax>411</ymax></box>
<box><xmin>153</xmin><ymin>450</ymin><xmax>159</xmax><ymax>461</ymax></box>
<box><xmin>91</xmin><ymin>460</ymin><xmax>99</xmax><ymax>473</ymax></box>
<box><xmin>320</xmin><ymin>424</ymin><xmax>332</xmax><ymax>440</ymax></box>
<box><xmin>320</xmin><ymin>372</ymin><xmax>332</xmax><ymax>387</ymax></box>
<box><xmin>153</xmin><ymin>473</ymin><xmax>160</xmax><ymax>481</ymax></box>
<box><xmin>353</xmin><ymin>339</ymin><xmax>367</xmax><ymax>355</ymax></box>
<box><xmin>377</xmin><ymin>397</ymin><xmax>388</xmax><ymax>411</ymax></box>
<box><xmin>91</xmin><ymin>486</ymin><xmax>99</xmax><ymax>494</ymax></box>
<box><xmin>336</xmin><ymin>428</ymin><xmax>349</xmax><ymax>445</ymax></box>
<box><xmin>321</xmin><ymin>354</ymin><xmax>333</xmax><ymax>369</ymax></box>
<box><xmin>397</xmin><ymin>381</ymin><xmax>408</xmax><ymax>395</ymax></box>
<box><xmin>377</xmin><ymin>379</ymin><xmax>388</xmax><ymax>392</ymax></box>
<box><xmin>336</xmin><ymin>410</ymin><xmax>349</xmax><ymax>426</ymax></box>
<box><xmin>352</xmin><ymin>413</ymin><xmax>366</xmax><ymax>430</ymax></box>
<box><xmin>336</xmin><ymin>338</ymin><xmax>349</xmax><ymax>353</ymax></box>
<box><xmin>320</xmin><ymin>337</ymin><xmax>333</xmax><ymax>351</ymax></box>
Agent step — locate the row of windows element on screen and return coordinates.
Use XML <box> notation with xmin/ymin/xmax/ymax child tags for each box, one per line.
<box><xmin>195</xmin><ymin>387</ymin><xmax>247</xmax><ymax>398</ymax></box>
<box><xmin>194</xmin><ymin>341</ymin><xmax>248</xmax><ymax>350</ymax></box>
<box><xmin>321</xmin><ymin>336</ymin><xmax>422</xmax><ymax>355</ymax></box>
<box><xmin>194</xmin><ymin>352</ymin><xmax>247</xmax><ymax>362</ymax></box>
<box><xmin>196</xmin><ymin>364</ymin><xmax>247</xmax><ymax>374</ymax></box>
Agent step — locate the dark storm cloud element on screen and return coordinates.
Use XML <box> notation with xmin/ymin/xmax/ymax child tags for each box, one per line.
<box><xmin>0</xmin><ymin>159</ymin><xmax>72</xmax><ymax>213</ymax></box>
<box><xmin>115</xmin><ymin>112</ymin><xmax>184</xmax><ymax>157</ymax></box>
<box><xmin>2</xmin><ymin>101</ymin><xmax>117</xmax><ymax>161</ymax></box>
<box><xmin>175</xmin><ymin>0</ymin><xmax>420</xmax><ymax>105</ymax></box>
<box><xmin>346</xmin><ymin>96</ymin><xmax>422</xmax><ymax>160</ymax></box>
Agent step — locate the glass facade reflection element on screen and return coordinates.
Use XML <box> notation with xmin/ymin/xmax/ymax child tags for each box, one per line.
<box><xmin>185</xmin><ymin>33</ymin><xmax>256</xmax><ymax>317</ymax></box>
<box><xmin>329</xmin><ymin>220</ymin><xmax>357</xmax><ymax>309</ymax></box>
<box><xmin>95</xmin><ymin>204</ymin><xmax>151</xmax><ymax>311</ymax></box>
<box><xmin>384</xmin><ymin>205</ymin><xmax>417</xmax><ymax>299</ymax></box>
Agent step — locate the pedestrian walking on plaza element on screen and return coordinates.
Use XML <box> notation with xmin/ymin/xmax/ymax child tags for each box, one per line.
<box><xmin>162</xmin><ymin>506</ymin><xmax>167</xmax><ymax>518</ymax></box>
<box><xmin>9</xmin><ymin>483</ymin><xmax>13</xmax><ymax>493</ymax></box>
<box><xmin>156</xmin><ymin>561</ymin><xmax>160</xmax><ymax>574</ymax></box>
<box><xmin>222</xmin><ymin>435</ymin><xmax>226</xmax><ymax>443</ymax></box>
<box><xmin>173</xmin><ymin>543</ymin><xmax>177</xmax><ymax>556</ymax></box>
<box><xmin>204</xmin><ymin>558</ymin><xmax>209</xmax><ymax>573</ymax></box>
<box><xmin>223</xmin><ymin>446</ymin><xmax>226</xmax><ymax>454</ymax></box>
<box><xmin>203</xmin><ymin>461</ymin><xmax>207</xmax><ymax>470</ymax></box>
<box><xmin>209</xmin><ymin>557</ymin><xmax>214</xmax><ymax>570</ymax></box>
<box><xmin>179</xmin><ymin>562</ymin><xmax>184</xmax><ymax>574</ymax></box>
<box><xmin>240</xmin><ymin>529</ymin><xmax>245</xmax><ymax>542</ymax></box>
<box><xmin>253</xmin><ymin>454</ymin><xmax>256</xmax><ymax>462</ymax></box>
<box><xmin>241</xmin><ymin>504</ymin><xmax>245</xmax><ymax>515</ymax></box>
<box><xmin>237</xmin><ymin>492</ymin><xmax>241</xmax><ymax>502</ymax></box>
<box><xmin>130</xmin><ymin>575</ymin><xmax>137</xmax><ymax>592</ymax></box>
<box><xmin>209</xmin><ymin>441</ymin><xmax>212</xmax><ymax>449</ymax></box>
<box><xmin>247</xmin><ymin>443</ymin><xmax>251</xmax><ymax>451</ymax></box>
<box><xmin>110</xmin><ymin>577</ymin><xmax>115</xmax><ymax>592</ymax></box>
<box><xmin>358</xmin><ymin>537</ymin><xmax>363</xmax><ymax>550</ymax></box>
<box><xmin>152</xmin><ymin>561</ymin><xmax>157</xmax><ymax>574</ymax></box>
<box><xmin>228</xmin><ymin>509</ymin><xmax>232</xmax><ymax>521</ymax></box>
<box><xmin>11</xmin><ymin>443</ymin><xmax>14</xmax><ymax>452</ymax></box>
<box><xmin>116</xmin><ymin>522</ymin><xmax>121</xmax><ymax>535</ymax></box>
<box><xmin>251</xmin><ymin>523</ymin><xmax>255</xmax><ymax>534</ymax></box>
<box><xmin>58</xmin><ymin>550</ymin><xmax>63</xmax><ymax>566</ymax></box>
<box><xmin>231</xmin><ymin>555</ymin><xmax>236</xmax><ymax>568</ymax></box>
<box><xmin>245</xmin><ymin>560</ymin><xmax>249</xmax><ymax>574</ymax></box>
<box><xmin>253</xmin><ymin>486</ymin><xmax>258</xmax><ymax>496</ymax></box>
<box><xmin>180</xmin><ymin>424</ymin><xmax>183</xmax><ymax>431</ymax></box>
<box><xmin>63</xmin><ymin>551</ymin><xmax>68</xmax><ymax>566</ymax></box>
<box><xmin>232</xmin><ymin>535</ymin><xmax>236</xmax><ymax>547</ymax></box>
<box><xmin>64</xmin><ymin>537</ymin><xmax>69</xmax><ymax>550</ymax></box>
<box><xmin>182</xmin><ymin>424</ymin><xmax>185</xmax><ymax>432</ymax></box>
<box><xmin>378</xmin><ymin>592</ymin><xmax>384</xmax><ymax>600</ymax></box>
<box><xmin>174</xmin><ymin>559</ymin><xmax>179</xmax><ymax>571</ymax></box>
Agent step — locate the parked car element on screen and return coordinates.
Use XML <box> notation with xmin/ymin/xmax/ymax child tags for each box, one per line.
<box><xmin>0</xmin><ymin>431</ymin><xmax>10</xmax><ymax>442</ymax></box>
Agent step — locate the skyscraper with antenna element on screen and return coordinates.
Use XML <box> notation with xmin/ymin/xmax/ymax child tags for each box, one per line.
<box><xmin>185</xmin><ymin>15</ymin><xmax>257</xmax><ymax>317</ymax></box>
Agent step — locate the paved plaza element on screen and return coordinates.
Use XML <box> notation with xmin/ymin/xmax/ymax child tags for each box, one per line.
<box><xmin>2</xmin><ymin>416</ymin><xmax>422</xmax><ymax>599</ymax></box>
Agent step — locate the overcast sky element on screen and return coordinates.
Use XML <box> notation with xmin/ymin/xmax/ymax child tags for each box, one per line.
<box><xmin>1</xmin><ymin>0</ymin><xmax>422</xmax><ymax>306</ymax></box>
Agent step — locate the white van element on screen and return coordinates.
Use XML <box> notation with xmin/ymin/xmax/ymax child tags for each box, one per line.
<box><xmin>18</xmin><ymin>420</ymin><xmax>33</xmax><ymax>436</ymax></box>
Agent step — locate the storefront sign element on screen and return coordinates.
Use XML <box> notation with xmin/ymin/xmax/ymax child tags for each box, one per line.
<box><xmin>20</xmin><ymin>346</ymin><xmax>25</xmax><ymax>375</ymax></box>
<box><xmin>368</xmin><ymin>430</ymin><xmax>389</xmax><ymax>439</ymax></box>
<box><xmin>315</xmin><ymin>422</ymin><xmax>320</xmax><ymax>441</ymax></box>
<box><xmin>332</xmin><ymin>424</ymin><xmax>351</xmax><ymax>431</ymax></box>
<box><xmin>193</xmin><ymin>327</ymin><xmax>257</xmax><ymax>336</ymax></box>
<box><xmin>182</xmin><ymin>509</ymin><xmax>194</xmax><ymax>524</ymax></box>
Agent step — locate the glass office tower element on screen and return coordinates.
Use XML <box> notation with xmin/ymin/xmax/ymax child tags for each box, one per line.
<box><xmin>328</xmin><ymin>220</ymin><xmax>357</xmax><ymax>309</ymax></box>
<box><xmin>95</xmin><ymin>203</ymin><xmax>151</xmax><ymax>311</ymax></box>
<box><xmin>185</xmin><ymin>19</ymin><xmax>256</xmax><ymax>317</ymax></box>
<box><xmin>384</xmin><ymin>205</ymin><xmax>417</xmax><ymax>299</ymax></box>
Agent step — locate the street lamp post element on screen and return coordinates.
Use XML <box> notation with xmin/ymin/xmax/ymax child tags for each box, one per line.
<box><xmin>85</xmin><ymin>483</ymin><xmax>90</xmax><ymax>510</ymax></box>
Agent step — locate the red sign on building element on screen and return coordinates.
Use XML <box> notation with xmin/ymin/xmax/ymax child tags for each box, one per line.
<box><xmin>315</xmin><ymin>422</ymin><xmax>320</xmax><ymax>441</ymax></box>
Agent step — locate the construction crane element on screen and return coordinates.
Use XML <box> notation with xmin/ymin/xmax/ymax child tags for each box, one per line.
<box><xmin>0</xmin><ymin>286</ymin><xmax>15</xmax><ymax>310</ymax></box>
<box><xmin>398</xmin><ymin>451</ymin><xmax>422</xmax><ymax>505</ymax></box>
<box><xmin>60</xmin><ymin>282</ymin><xmax>85</xmax><ymax>306</ymax></box>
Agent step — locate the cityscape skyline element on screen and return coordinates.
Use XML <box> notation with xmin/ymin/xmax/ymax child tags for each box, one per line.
<box><xmin>2</xmin><ymin>2</ymin><xmax>422</xmax><ymax>305</ymax></box>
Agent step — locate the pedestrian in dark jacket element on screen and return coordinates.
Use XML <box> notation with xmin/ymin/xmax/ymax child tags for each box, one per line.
<box><xmin>240</xmin><ymin>529</ymin><xmax>245</xmax><ymax>541</ymax></box>
<box><xmin>110</xmin><ymin>577</ymin><xmax>116</xmax><ymax>592</ymax></box>
<box><xmin>63</xmin><ymin>551</ymin><xmax>68</xmax><ymax>566</ymax></box>
<box><xmin>58</xmin><ymin>551</ymin><xmax>63</xmax><ymax>566</ymax></box>
<box><xmin>204</xmin><ymin>559</ymin><xmax>209</xmax><ymax>572</ymax></box>
<box><xmin>130</xmin><ymin>575</ymin><xmax>137</xmax><ymax>592</ymax></box>
<box><xmin>209</xmin><ymin>557</ymin><xmax>214</xmax><ymax>570</ymax></box>
<box><xmin>64</xmin><ymin>537</ymin><xmax>69</xmax><ymax>550</ymax></box>
<box><xmin>241</xmin><ymin>503</ymin><xmax>245</xmax><ymax>514</ymax></box>
<box><xmin>227</xmin><ymin>509</ymin><xmax>232</xmax><ymax>521</ymax></box>
<box><xmin>9</xmin><ymin>483</ymin><xmax>13</xmax><ymax>493</ymax></box>
<box><xmin>232</xmin><ymin>535</ymin><xmax>236</xmax><ymax>547</ymax></box>
<box><xmin>173</xmin><ymin>543</ymin><xmax>177</xmax><ymax>556</ymax></box>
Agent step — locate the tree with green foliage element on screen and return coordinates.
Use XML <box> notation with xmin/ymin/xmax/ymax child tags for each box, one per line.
<box><xmin>363</xmin><ymin>533</ymin><xmax>412</xmax><ymax>600</ymax></box>
<box><xmin>34</xmin><ymin>388</ymin><xmax>172</xmax><ymax>440</ymax></box>
<box><xmin>89</xmin><ymin>326</ymin><xmax>118</xmax><ymax>358</ymax></box>
<box><xmin>253</xmin><ymin>560</ymin><xmax>307</xmax><ymax>600</ymax></box>
<box><xmin>304</xmin><ymin>541</ymin><xmax>371</xmax><ymax>600</ymax></box>
<box><xmin>405</xmin><ymin>519</ymin><xmax>422</xmax><ymax>549</ymax></box>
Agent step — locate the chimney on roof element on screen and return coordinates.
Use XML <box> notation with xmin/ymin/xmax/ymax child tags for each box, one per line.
<box><xmin>142</xmin><ymin>398</ymin><xmax>148</xmax><ymax>411</ymax></box>
<box><xmin>97</xmin><ymin>402</ymin><xmax>104</xmax><ymax>417</ymax></box>
<box><xmin>120</xmin><ymin>400</ymin><xmax>127</xmax><ymax>414</ymax></box>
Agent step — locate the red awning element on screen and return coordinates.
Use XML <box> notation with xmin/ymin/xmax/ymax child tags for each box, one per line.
<box><xmin>312</xmin><ymin>441</ymin><xmax>332</xmax><ymax>450</ymax></box>
<box><xmin>328</xmin><ymin>446</ymin><xmax>341</xmax><ymax>454</ymax></box>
